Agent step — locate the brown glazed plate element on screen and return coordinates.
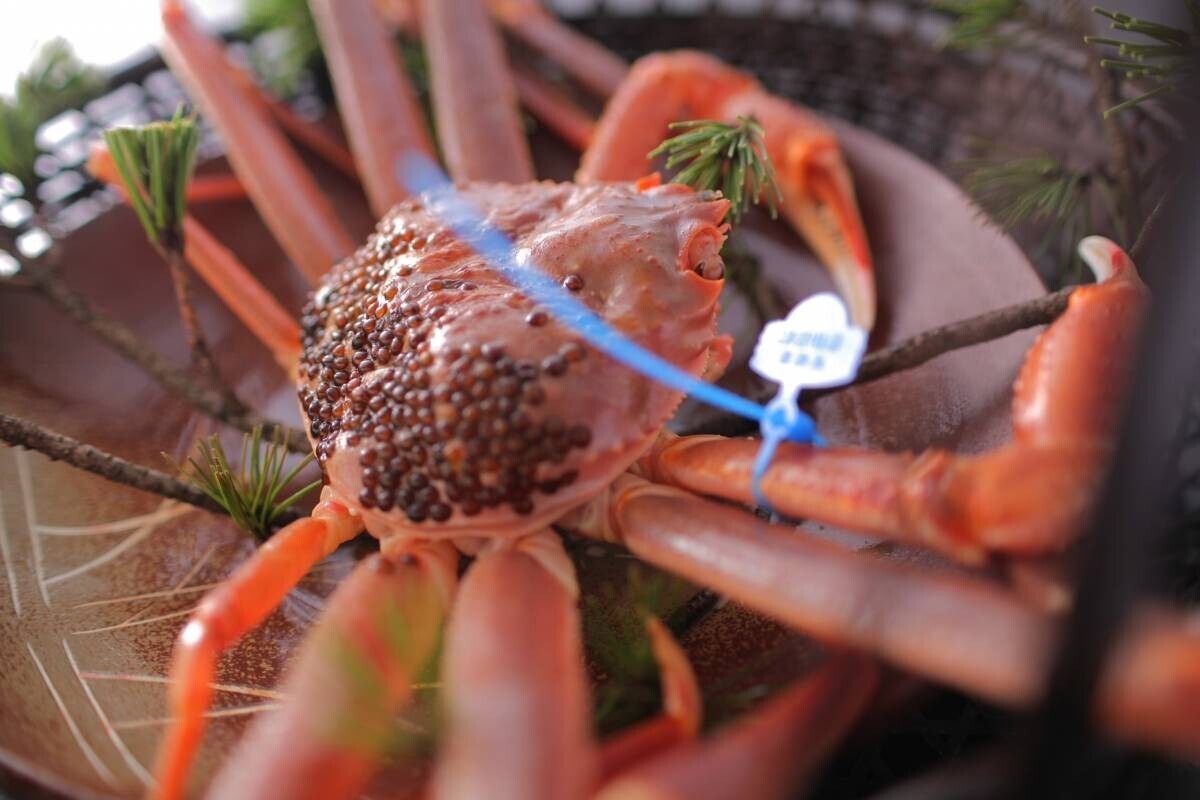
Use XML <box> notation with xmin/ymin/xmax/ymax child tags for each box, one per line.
<box><xmin>0</xmin><ymin>113</ymin><xmax>1042</xmax><ymax>798</ymax></box>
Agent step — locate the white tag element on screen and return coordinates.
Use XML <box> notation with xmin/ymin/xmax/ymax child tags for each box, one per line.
<box><xmin>750</xmin><ymin>292</ymin><xmax>867</xmax><ymax>393</ymax></box>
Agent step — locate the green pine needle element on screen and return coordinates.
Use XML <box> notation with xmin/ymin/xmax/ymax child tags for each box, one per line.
<box><xmin>177</xmin><ymin>426</ymin><xmax>320</xmax><ymax>541</ymax></box>
<box><xmin>934</xmin><ymin>0</ymin><xmax>1033</xmax><ymax>50</ymax></box>
<box><xmin>242</xmin><ymin>0</ymin><xmax>324</xmax><ymax>94</ymax></box>
<box><xmin>960</xmin><ymin>149</ymin><xmax>1123</xmax><ymax>280</ymax></box>
<box><xmin>1086</xmin><ymin>4</ymin><xmax>1199</xmax><ymax>116</ymax></box>
<box><xmin>582</xmin><ymin>565</ymin><xmax>695</xmax><ymax>734</ymax></box>
<box><xmin>648</xmin><ymin>116</ymin><xmax>781</xmax><ymax>225</ymax></box>
<box><xmin>0</xmin><ymin>39</ymin><xmax>101</xmax><ymax>191</ymax></box>
<box><xmin>102</xmin><ymin>109</ymin><xmax>199</xmax><ymax>248</ymax></box>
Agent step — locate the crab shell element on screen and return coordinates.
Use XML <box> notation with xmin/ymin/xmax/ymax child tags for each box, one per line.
<box><xmin>298</xmin><ymin>180</ymin><xmax>731</xmax><ymax>540</ymax></box>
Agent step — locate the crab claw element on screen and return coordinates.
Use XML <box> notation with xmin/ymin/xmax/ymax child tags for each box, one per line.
<box><xmin>739</xmin><ymin>93</ymin><xmax>875</xmax><ymax>330</ymax></box>
<box><xmin>579</xmin><ymin>51</ymin><xmax>876</xmax><ymax>330</ymax></box>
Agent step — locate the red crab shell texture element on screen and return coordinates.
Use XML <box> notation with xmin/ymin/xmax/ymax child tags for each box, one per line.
<box><xmin>298</xmin><ymin>180</ymin><xmax>731</xmax><ymax>540</ymax></box>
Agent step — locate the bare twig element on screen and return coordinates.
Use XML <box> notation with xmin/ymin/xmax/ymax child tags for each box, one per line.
<box><xmin>160</xmin><ymin>242</ymin><xmax>246</xmax><ymax>413</ymax></box>
<box><xmin>0</xmin><ymin>411</ymin><xmax>303</xmax><ymax>524</ymax></box>
<box><xmin>3</xmin><ymin>259</ymin><xmax>309</xmax><ymax>453</ymax></box>
<box><xmin>683</xmin><ymin>286</ymin><xmax>1075</xmax><ymax>438</ymax></box>
<box><xmin>808</xmin><ymin>286</ymin><xmax>1074</xmax><ymax>399</ymax></box>
<box><xmin>104</xmin><ymin>114</ymin><xmax>255</xmax><ymax>420</ymax></box>
<box><xmin>1131</xmin><ymin>189</ymin><xmax>1171</xmax><ymax>259</ymax></box>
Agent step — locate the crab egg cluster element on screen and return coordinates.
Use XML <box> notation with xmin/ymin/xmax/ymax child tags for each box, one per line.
<box><xmin>297</xmin><ymin>216</ymin><xmax>594</xmax><ymax>524</ymax></box>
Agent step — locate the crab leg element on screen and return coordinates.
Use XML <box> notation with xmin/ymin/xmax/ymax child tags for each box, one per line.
<box><xmin>597</xmin><ymin>617</ymin><xmax>702</xmax><ymax>781</ymax></box>
<box><xmin>640</xmin><ymin>239</ymin><xmax>1149</xmax><ymax>564</ymax></box>
<box><xmin>152</xmin><ymin>496</ymin><xmax>364</xmax><ymax>800</ymax></box>
<box><xmin>433</xmin><ymin>531</ymin><xmax>594</xmax><ymax>800</ymax></box>
<box><xmin>640</xmin><ymin>436</ymin><xmax>1106</xmax><ymax>566</ymax></box>
<box><xmin>596</xmin><ymin>653</ymin><xmax>879</xmax><ymax>800</ymax></box>
<box><xmin>309</xmin><ymin>0</ymin><xmax>435</xmax><ymax>217</ymax></box>
<box><xmin>486</xmin><ymin>0</ymin><xmax>629</xmax><ymax>98</ymax></box>
<box><xmin>161</xmin><ymin>0</ymin><xmax>354</xmax><ymax>284</ymax></box>
<box><xmin>418</xmin><ymin>0</ymin><xmax>535</xmax><ymax>183</ymax></box>
<box><xmin>179</xmin><ymin>174</ymin><xmax>246</xmax><ymax>202</ymax></box>
<box><xmin>202</xmin><ymin>545</ymin><xmax>455</xmax><ymax>800</ymax></box>
<box><xmin>578</xmin><ymin>51</ymin><xmax>875</xmax><ymax>329</ymax></box>
<box><xmin>372</xmin><ymin>0</ymin><xmax>600</xmax><ymax>151</ymax></box>
<box><xmin>224</xmin><ymin>59</ymin><xmax>359</xmax><ymax>181</ymax></box>
<box><xmin>512</xmin><ymin>64</ymin><xmax>597</xmax><ymax>151</ymax></box>
<box><xmin>569</xmin><ymin>479</ymin><xmax>1200</xmax><ymax>758</ymax></box>
<box><xmin>181</xmin><ymin>217</ymin><xmax>301</xmax><ymax>371</ymax></box>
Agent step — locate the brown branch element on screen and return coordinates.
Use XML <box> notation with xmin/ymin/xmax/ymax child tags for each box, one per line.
<box><xmin>0</xmin><ymin>411</ymin><xmax>305</xmax><ymax>525</ymax></box>
<box><xmin>683</xmin><ymin>287</ymin><xmax>1076</xmax><ymax>438</ymax></box>
<box><xmin>160</xmin><ymin>241</ymin><xmax>246</xmax><ymax>414</ymax></box>
<box><xmin>808</xmin><ymin>286</ymin><xmax>1075</xmax><ymax>400</ymax></box>
<box><xmin>1</xmin><ymin>411</ymin><xmax>219</xmax><ymax>513</ymax></box>
<box><xmin>4</xmin><ymin>259</ymin><xmax>310</xmax><ymax>453</ymax></box>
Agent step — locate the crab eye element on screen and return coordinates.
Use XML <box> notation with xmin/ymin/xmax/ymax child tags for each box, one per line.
<box><xmin>694</xmin><ymin>259</ymin><xmax>725</xmax><ymax>280</ymax></box>
<box><xmin>684</xmin><ymin>226</ymin><xmax>724</xmax><ymax>279</ymax></box>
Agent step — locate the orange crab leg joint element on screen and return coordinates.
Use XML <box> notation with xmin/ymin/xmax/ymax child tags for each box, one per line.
<box><xmin>596</xmin><ymin>617</ymin><xmax>701</xmax><ymax>782</ymax></box>
<box><xmin>639</xmin><ymin>240</ymin><xmax>1149</xmax><ymax>565</ymax></box>
<box><xmin>152</xmin><ymin>499</ymin><xmax>364</xmax><ymax>800</ymax></box>
<box><xmin>160</xmin><ymin>0</ymin><xmax>354</xmax><ymax>285</ymax></box>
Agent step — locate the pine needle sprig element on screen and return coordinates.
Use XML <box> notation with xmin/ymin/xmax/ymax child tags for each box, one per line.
<box><xmin>1086</xmin><ymin>5</ymin><xmax>1200</xmax><ymax>116</ymax></box>
<box><xmin>103</xmin><ymin>111</ymin><xmax>252</xmax><ymax>427</ymax></box>
<box><xmin>102</xmin><ymin>109</ymin><xmax>199</xmax><ymax>248</ymax></box>
<box><xmin>242</xmin><ymin>0</ymin><xmax>324</xmax><ymax>94</ymax></box>
<box><xmin>959</xmin><ymin>150</ymin><xmax>1122</xmax><ymax>277</ymax></box>
<box><xmin>934</xmin><ymin>0</ymin><xmax>1033</xmax><ymax>50</ymax></box>
<box><xmin>582</xmin><ymin>565</ymin><xmax>696</xmax><ymax>734</ymax></box>
<box><xmin>178</xmin><ymin>426</ymin><xmax>320</xmax><ymax>541</ymax></box>
<box><xmin>13</xmin><ymin>38</ymin><xmax>103</xmax><ymax>120</ymax></box>
<box><xmin>932</xmin><ymin>0</ymin><xmax>1079</xmax><ymax>52</ymax></box>
<box><xmin>649</xmin><ymin>116</ymin><xmax>781</xmax><ymax>225</ymax></box>
<box><xmin>0</xmin><ymin>39</ymin><xmax>101</xmax><ymax>192</ymax></box>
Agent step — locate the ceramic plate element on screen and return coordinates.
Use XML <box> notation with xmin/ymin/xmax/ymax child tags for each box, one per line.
<box><xmin>0</xmin><ymin>110</ymin><xmax>1042</xmax><ymax>797</ymax></box>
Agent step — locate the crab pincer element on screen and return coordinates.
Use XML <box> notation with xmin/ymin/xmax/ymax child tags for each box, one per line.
<box><xmin>579</xmin><ymin>51</ymin><xmax>876</xmax><ymax>330</ymax></box>
<box><xmin>641</xmin><ymin>237</ymin><xmax>1149</xmax><ymax>565</ymax></box>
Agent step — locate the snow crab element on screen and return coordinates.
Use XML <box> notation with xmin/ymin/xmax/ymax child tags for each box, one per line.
<box><xmin>99</xmin><ymin>1</ymin><xmax>1200</xmax><ymax>798</ymax></box>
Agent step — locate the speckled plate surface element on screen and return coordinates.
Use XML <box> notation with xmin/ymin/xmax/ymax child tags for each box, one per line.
<box><xmin>0</xmin><ymin>107</ymin><xmax>1042</xmax><ymax>798</ymax></box>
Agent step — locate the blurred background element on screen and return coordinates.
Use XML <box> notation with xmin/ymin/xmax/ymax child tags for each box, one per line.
<box><xmin>0</xmin><ymin>0</ymin><xmax>1179</xmax><ymax>94</ymax></box>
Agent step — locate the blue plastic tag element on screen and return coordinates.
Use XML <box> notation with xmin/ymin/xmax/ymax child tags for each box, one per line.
<box><xmin>747</xmin><ymin>292</ymin><xmax>866</xmax><ymax>510</ymax></box>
